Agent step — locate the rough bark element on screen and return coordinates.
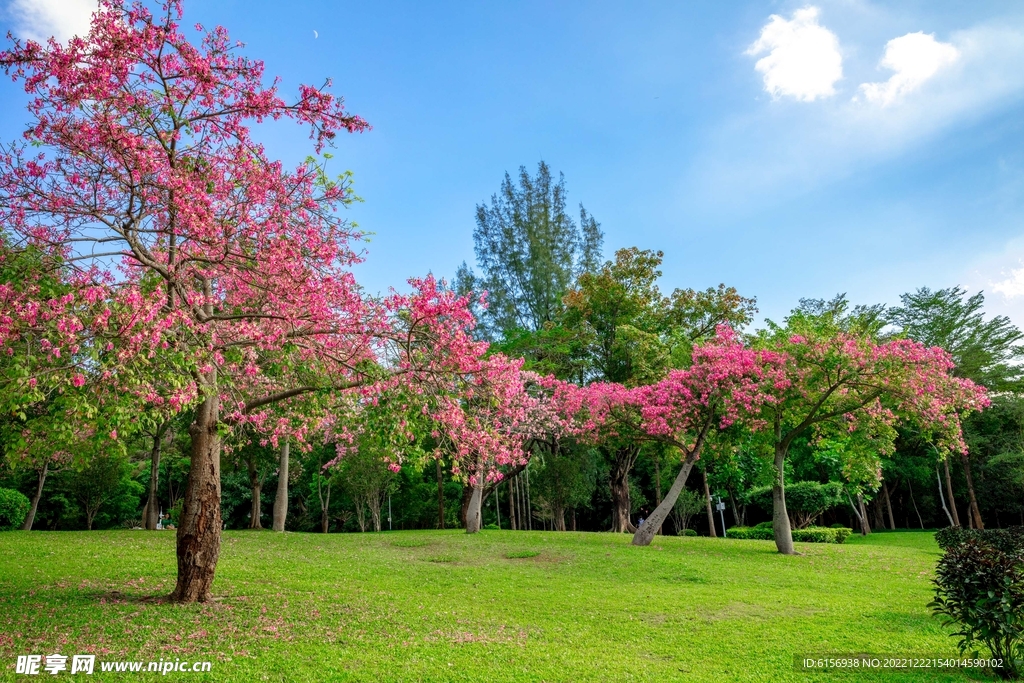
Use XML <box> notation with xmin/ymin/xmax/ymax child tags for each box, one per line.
<box><xmin>609</xmin><ymin>445</ymin><xmax>638</xmax><ymax>533</ymax></box>
<box><xmin>272</xmin><ymin>440</ymin><xmax>289</xmax><ymax>532</ymax></box>
<box><xmin>170</xmin><ymin>394</ymin><xmax>222</xmax><ymax>604</ymax></box>
<box><xmin>465</xmin><ymin>479</ymin><xmax>483</xmax><ymax>534</ymax></box>
<box><xmin>21</xmin><ymin>462</ymin><xmax>47</xmax><ymax>531</ymax></box>
<box><xmin>702</xmin><ymin>467</ymin><xmax>717</xmax><ymax>538</ymax></box>
<box><xmin>943</xmin><ymin>457</ymin><xmax>961</xmax><ymax>527</ymax></box>
<box><xmin>632</xmin><ymin>455</ymin><xmax>698</xmax><ymax>546</ymax></box>
<box><xmin>772</xmin><ymin>445</ymin><xmax>795</xmax><ymax>554</ymax></box>
<box><xmin>552</xmin><ymin>504</ymin><xmax>566</xmax><ymax>532</ymax></box>
<box><xmin>961</xmin><ymin>454</ymin><xmax>984</xmax><ymax>530</ymax></box>
<box><xmin>247</xmin><ymin>477</ymin><xmax>262</xmax><ymax>530</ymax></box>
<box><xmin>145</xmin><ymin>430</ymin><xmax>163</xmax><ymax>531</ymax></box>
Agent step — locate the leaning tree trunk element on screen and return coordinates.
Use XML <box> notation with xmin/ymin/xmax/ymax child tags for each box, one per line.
<box><xmin>632</xmin><ymin>454</ymin><xmax>699</xmax><ymax>546</ymax></box>
<box><xmin>170</xmin><ymin>394</ymin><xmax>223</xmax><ymax>604</ymax></box>
<box><xmin>960</xmin><ymin>454</ymin><xmax>984</xmax><ymax>530</ymax></box>
<box><xmin>272</xmin><ymin>440</ymin><xmax>289</xmax><ymax>532</ymax></box>
<box><xmin>21</xmin><ymin>462</ymin><xmax>48</xmax><ymax>531</ymax></box>
<box><xmin>465</xmin><ymin>479</ymin><xmax>483</xmax><ymax>534</ymax></box>
<box><xmin>857</xmin><ymin>493</ymin><xmax>871</xmax><ymax>535</ymax></box>
<box><xmin>609</xmin><ymin>447</ymin><xmax>637</xmax><ymax>533</ymax></box>
<box><xmin>702</xmin><ymin>467</ymin><xmax>717</xmax><ymax>538</ymax></box>
<box><xmin>943</xmin><ymin>457</ymin><xmax>961</xmax><ymax>527</ymax></box>
<box><xmin>145</xmin><ymin>431</ymin><xmax>162</xmax><ymax>531</ymax></box>
<box><xmin>772</xmin><ymin>445</ymin><xmax>795</xmax><ymax>554</ymax></box>
<box><xmin>937</xmin><ymin>466</ymin><xmax>956</xmax><ymax>527</ymax></box>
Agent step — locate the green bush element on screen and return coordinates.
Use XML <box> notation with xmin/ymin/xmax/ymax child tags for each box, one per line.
<box><xmin>0</xmin><ymin>488</ymin><xmax>30</xmax><ymax>531</ymax></box>
<box><xmin>930</xmin><ymin>539</ymin><xmax>1024</xmax><ymax>679</ymax></box>
<box><xmin>728</xmin><ymin>525</ymin><xmax>849</xmax><ymax>544</ymax></box>
<box><xmin>727</xmin><ymin>526</ymin><xmax>774</xmax><ymax>540</ymax></box>
<box><xmin>483</xmin><ymin>523</ymin><xmax>499</xmax><ymax>530</ymax></box>
<box><xmin>169</xmin><ymin>499</ymin><xmax>183</xmax><ymax>527</ymax></box>
<box><xmin>682</xmin><ymin>529</ymin><xmax>697</xmax><ymax>537</ymax></box>
<box><xmin>746</xmin><ymin>481</ymin><xmax>846</xmax><ymax>527</ymax></box>
<box><xmin>935</xmin><ymin>526</ymin><xmax>1024</xmax><ymax>554</ymax></box>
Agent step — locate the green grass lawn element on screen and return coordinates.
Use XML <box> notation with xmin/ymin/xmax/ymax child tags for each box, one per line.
<box><xmin>0</xmin><ymin>529</ymin><xmax>999</xmax><ymax>682</ymax></box>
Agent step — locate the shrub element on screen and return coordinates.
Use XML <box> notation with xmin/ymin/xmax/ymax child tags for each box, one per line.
<box><xmin>935</xmin><ymin>527</ymin><xmax>1024</xmax><ymax>554</ymax></box>
<box><xmin>483</xmin><ymin>523</ymin><xmax>499</xmax><ymax>530</ymax></box>
<box><xmin>0</xmin><ymin>488</ymin><xmax>30</xmax><ymax>531</ymax></box>
<box><xmin>930</xmin><ymin>539</ymin><xmax>1024</xmax><ymax>679</ymax></box>
<box><xmin>682</xmin><ymin>529</ymin><xmax>697</xmax><ymax>537</ymax></box>
<box><xmin>727</xmin><ymin>526</ymin><xmax>774</xmax><ymax>541</ymax></box>
<box><xmin>728</xmin><ymin>525</ymin><xmax>849</xmax><ymax>543</ymax></box>
<box><xmin>746</xmin><ymin>481</ymin><xmax>846</xmax><ymax>528</ymax></box>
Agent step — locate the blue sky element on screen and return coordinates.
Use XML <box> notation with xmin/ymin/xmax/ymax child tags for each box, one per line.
<box><xmin>3</xmin><ymin>1</ymin><xmax>1024</xmax><ymax>328</ymax></box>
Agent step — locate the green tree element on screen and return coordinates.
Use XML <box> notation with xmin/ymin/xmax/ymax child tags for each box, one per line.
<box><xmin>458</xmin><ymin>161</ymin><xmax>603</xmax><ymax>338</ymax></box>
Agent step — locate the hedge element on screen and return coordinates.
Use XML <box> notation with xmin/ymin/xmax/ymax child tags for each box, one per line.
<box><xmin>728</xmin><ymin>525</ymin><xmax>851</xmax><ymax>544</ymax></box>
<box><xmin>934</xmin><ymin>526</ymin><xmax>1024</xmax><ymax>554</ymax></box>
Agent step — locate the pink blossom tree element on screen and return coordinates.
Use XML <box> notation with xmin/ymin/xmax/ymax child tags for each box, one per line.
<box><xmin>0</xmin><ymin>1</ymin><xmax>490</xmax><ymax>602</ymax></box>
<box><xmin>754</xmin><ymin>311</ymin><xmax>989</xmax><ymax>555</ymax></box>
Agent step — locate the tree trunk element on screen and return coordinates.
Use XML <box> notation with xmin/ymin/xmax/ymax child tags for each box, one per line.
<box><xmin>459</xmin><ymin>483</ymin><xmax>474</xmax><ymax>529</ymax></box>
<box><xmin>960</xmin><ymin>454</ymin><xmax>984</xmax><ymax>530</ymax></box>
<box><xmin>436</xmin><ymin>458</ymin><xmax>445</xmax><ymax>530</ymax></box>
<box><xmin>86</xmin><ymin>508</ymin><xmax>96</xmax><ymax>531</ymax></box>
<box><xmin>170</xmin><ymin>394</ymin><xmax>223</xmax><ymax>604</ymax></box>
<box><xmin>21</xmin><ymin>462</ymin><xmax>48</xmax><ymax>531</ymax></box>
<box><xmin>465</xmin><ymin>479</ymin><xmax>483</xmax><ymax>534</ymax></box>
<box><xmin>552</xmin><ymin>503</ymin><xmax>565</xmax><ymax>531</ymax></box>
<box><xmin>702</xmin><ymin>467</ymin><xmax>717</xmax><ymax>538</ymax></box>
<box><xmin>632</xmin><ymin>454</ymin><xmax>698</xmax><ymax>546</ymax></box>
<box><xmin>937</xmin><ymin>466</ymin><xmax>955</xmax><ymax>527</ymax></box>
<box><xmin>272</xmin><ymin>440</ymin><xmax>289</xmax><ymax>532</ymax></box>
<box><xmin>871</xmin><ymin>493</ymin><xmax>885</xmax><ymax>530</ymax></box>
<box><xmin>882</xmin><ymin>481</ymin><xmax>896</xmax><ymax>530</ymax></box>
<box><xmin>772</xmin><ymin>445</ymin><xmax>795</xmax><ymax>554</ymax></box>
<box><xmin>728</xmin><ymin>491</ymin><xmax>742</xmax><ymax>527</ymax></box>
<box><xmin>524</xmin><ymin>465</ymin><xmax>532</xmax><ymax>531</ymax></box>
<box><xmin>145</xmin><ymin>431</ymin><xmax>162</xmax><ymax>531</ymax></box>
<box><xmin>609</xmin><ymin>447</ymin><xmax>637</xmax><ymax>533</ymax></box>
<box><xmin>907</xmin><ymin>479</ymin><xmax>924</xmax><ymax>529</ymax></box>
<box><xmin>653</xmin><ymin>456</ymin><xmax>662</xmax><ymax>535</ymax></box>
<box><xmin>508</xmin><ymin>473</ymin><xmax>516</xmax><ymax>531</ymax></box>
<box><xmin>857</xmin><ymin>493</ymin><xmax>871</xmax><ymax>535</ymax></box>
<box><xmin>943</xmin><ymin>457</ymin><xmax>961</xmax><ymax>527</ymax></box>
<box><xmin>248</xmin><ymin>481</ymin><xmax>262</xmax><ymax>530</ymax></box>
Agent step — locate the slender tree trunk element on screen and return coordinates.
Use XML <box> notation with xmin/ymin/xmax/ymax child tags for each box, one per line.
<box><xmin>728</xmin><ymin>491</ymin><xmax>741</xmax><ymax>527</ymax></box>
<box><xmin>960</xmin><ymin>454</ymin><xmax>984</xmax><ymax>530</ymax></box>
<box><xmin>653</xmin><ymin>456</ymin><xmax>662</xmax><ymax>535</ymax></box>
<box><xmin>272</xmin><ymin>440</ymin><xmax>289</xmax><ymax>532</ymax></box>
<box><xmin>248</xmin><ymin>482</ymin><xmax>262</xmax><ymax>530</ymax></box>
<box><xmin>86</xmin><ymin>508</ymin><xmax>96</xmax><ymax>531</ymax></box>
<box><xmin>145</xmin><ymin>431</ymin><xmax>162</xmax><ymax>531</ymax></box>
<box><xmin>632</xmin><ymin>454</ymin><xmax>698</xmax><ymax>546</ymax></box>
<box><xmin>571</xmin><ymin>508</ymin><xmax>576</xmax><ymax>531</ymax></box>
<box><xmin>772</xmin><ymin>445</ymin><xmax>795</xmax><ymax>554</ymax></box>
<box><xmin>508</xmin><ymin>472</ymin><xmax>516</xmax><ymax>531</ymax></box>
<box><xmin>937</xmin><ymin>467</ymin><xmax>955</xmax><ymax>527</ymax></box>
<box><xmin>524</xmin><ymin>465</ymin><xmax>533</xmax><ymax>531</ymax></box>
<box><xmin>872</xmin><ymin>494</ymin><xmax>885</xmax><ymax>530</ymax></box>
<box><xmin>943</xmin><ymin>457</ymin><xmax>961</xmax><ymax>527</ymax></box>
<box><xmin>883</xmin><ymin>481</ymin><xmax>896</xmax><ymax>530</ymax></box>
<box><xmin>702</xmin><ymin>467</ymin><xmax>717</xmax><ymax>538</ymax></box>
<box><xmin>857</xmin><ymin>493</ymin><xmax>871</xmax><ymax>535</ymax></box>
<box><xmin>21</xmin><ymin>462</ymin><xmax>48</xmax><ymax>531</ymax></box>
<box><xmin>465</xmin><ymin>479</ymin><xmax>483</xmax><ymax>534</ymax></box>
<box><xmin>436</xmin><ymin>458</ymin><xmax>445</xmax><ymax>530</ymax></box>
<box><xmin>517</xmin><ymin>475</ymin><xmax>526</xmax><ymax>531</ymax></box>
<box><xmin>170</xmin><ymin>393</ymin><xmax>222</xmax><ymax>604</ymax></box>
<box><xmin>609</xmin><ymin>448</ymin><xmax>637</xmax><ymax>533</ymax></box>
<box><xmin>847</xmin><ymin>492</ymin><xmax>867</xmax><ymax>535</ymax></box>
<box><xmin>907</xmin><ymin>480</ymin><xmax>924</xmax><ymax>529</ymax></box>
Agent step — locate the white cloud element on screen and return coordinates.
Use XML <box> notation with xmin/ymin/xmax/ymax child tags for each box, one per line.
<box><xmin>746</xmin><ymin>6</ymin><xmax>843</xmax><ymax>102</ymax></box>
<box><xmin>859</xmin><ymin>32</ymin><xmax>960</xmax><ymax>106</ymax></box>
<box><xmin>992</xmin><ymin>262</ymin><xmax>1024</xmax><ymax>299</ymax></box>
<box><xmin>8</xmin><ymin>0</ymin><xmax>97</xmax><ymax>43</ymax></box>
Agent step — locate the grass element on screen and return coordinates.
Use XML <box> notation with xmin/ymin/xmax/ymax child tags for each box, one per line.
<box><xmin>0</xmin><ymin>529</ymin><xmax>999</xmax><ymax>682</ymax></box>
